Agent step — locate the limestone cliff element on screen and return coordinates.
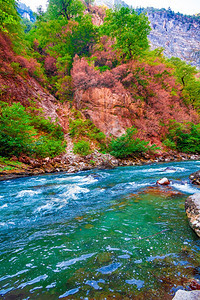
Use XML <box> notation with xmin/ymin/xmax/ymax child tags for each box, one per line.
<box><xmin>144</xmin><ymin>8</ymin><xmax>200</xmax><ymax>69</ymax></box>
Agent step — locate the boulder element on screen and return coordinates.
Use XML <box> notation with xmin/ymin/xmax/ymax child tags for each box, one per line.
<box><xmin>189</xmin><ymin>170</ymin><xmax>200</xmax><ymax>185</ymax></box>
<box><xmin>156</xmin><ymin>177</ymin><xmax>170</xmax><ymax>185</ymax></box>
<box><xmin>185</xmin><ymin>193</ymin><xmax>200</xmax><ymax>237</ymax></box>
<box><xmin>172</xmin><ymin>290</ymin><xmax>200</xmax><ymax>300</ymax></box>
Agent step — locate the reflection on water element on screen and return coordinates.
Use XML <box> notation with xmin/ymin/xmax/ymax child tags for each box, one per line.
<box><xmin>0</xmin><ymin>161</ymin><xmax>200</xmax><ymax>299</ymax></box>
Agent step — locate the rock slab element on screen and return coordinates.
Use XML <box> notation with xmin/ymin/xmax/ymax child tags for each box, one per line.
<box><xmin>189</xmin><ymin>170</ymin><xmax>200</xmax><ymax>185</ymax></box>
<box><xmin>172</xmin><ymin>290</ymin><xmax>200</xmax><ymax>300</ymax></box>
<box><xmin>185</xmin><ymin>193</ymin><xmax>200</xmax><ymax>237</ymax></box>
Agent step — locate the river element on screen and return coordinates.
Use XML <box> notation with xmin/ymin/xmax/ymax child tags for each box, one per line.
<box><xmin>0</xmin><ymin>161</ymin><xmax>200</xmax><ymax>299</ymax></box>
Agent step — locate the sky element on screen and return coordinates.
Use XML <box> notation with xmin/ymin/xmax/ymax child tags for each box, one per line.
<box><xmin>21</xmin><ymin>0</ymin><xmax>200</xmax><ymax>15</ymax></box>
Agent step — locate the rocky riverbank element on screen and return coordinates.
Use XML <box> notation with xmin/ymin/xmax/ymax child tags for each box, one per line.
<box><xmin>0</xmin><ymin>151</ymin><xmax>200</xmax><ymax>181</ymax></box>
<box><xmin>185</xmin><ymin>193</ymin><xmax>200</xmax><ymax>238</ymax></box>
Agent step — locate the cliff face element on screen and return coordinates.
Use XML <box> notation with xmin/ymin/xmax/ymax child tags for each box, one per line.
<box><xmin>17</xmin><ymin>2</ymin><xmax>36</xmax><ymax>22</ymax></box>
<box><xmin>137</xmin><ymin>8</ymin><xmax>200</xmax><ymax>69</ymax></box>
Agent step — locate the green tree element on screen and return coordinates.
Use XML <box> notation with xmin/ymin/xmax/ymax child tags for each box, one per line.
<box><xmin>47</xmin><ymin>0</ymin><xmax>85</xmax><ymax>20</ymax></box>
<box><xmin>71</xmin><ymin>15</ymin><xmax>98</xmax><ymax>56</ymax></box>
<box><xmin>0</xmin><ymin>0</ymin><xmax>20</xmax><ymax>33</ymax></box>
<box><xmin>168</xmin><ymin>57</ymin><xmax>200</xmax><ymax>111</ymax></box>
<box><xmin>0</xmin><ymin>0</ymin><xmax>25</xmax><ymax>54</ymax></box>
<box><xmin>101</xmin><ymin>7</ymin><xmax>151</xmax><ymax>60</ymax></box>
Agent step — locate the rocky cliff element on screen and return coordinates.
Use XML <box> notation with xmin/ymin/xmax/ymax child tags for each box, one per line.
<box><xmin>146</xmin><ymin>8</ymin><xmax>200</xmax><ymax>69</ymax></box>
<box><xmin>17</xmin><ymin>2</ymin><xmax>36</xmax><ymax>22</ymax></box>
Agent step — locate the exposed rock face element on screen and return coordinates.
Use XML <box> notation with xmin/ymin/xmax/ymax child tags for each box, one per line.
<box><xmin>137</xmin><ymin>8</ymin><xmax>200</xmax><ymax>69</ymax></box>
<box><xmin>94</xmin><ymin>0</ymin><xmax>128</xmax><ymax>9</ymax></box>
<box><xmin>17</xmin><ymin>2</ymin><xmax>36</xmax><ymax>22</ymax></box>
<box><xmin>185</xmin><ymin>193</ymin><xmax>200</xmax><ymax>237</ymax></box>
<box><xmin>189</xmin><ymin>170</ymin><xmax>200</xmax><ymax>185</ymax></box>
<box><xmin>74</xmin><ymin>87</ymin><xmax>132</xmax><ymax>137</ymax></box>
<box><xmin>172</xmin><ymin>289</ymin><xmax>200</xmax><ymax>300</ymax></box>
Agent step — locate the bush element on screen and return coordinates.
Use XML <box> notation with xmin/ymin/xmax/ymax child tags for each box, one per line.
<box><xmin>33</xmin><ymin>136</ymin><xmax>66</xmax><ymax>158</ymax></box>
<box><xmin>0</xmin><ymin>102</ymin><xmax>36</xmax><ymax>157</ymax></box>
<box><xmin>30</xmin><ymin>115</ymin><xmax>64</xmax><ymax>140</ymax></box>
<box><xmin>163</xmin><ymin>120</ymin><xmax>200</xmax><ymax>153</ymax></box>
<box><xmin>0</xmin><ymin>102</ymin><xmax>66</xmax><ymax>158</ymax></box>
<box><xmin>69</xmin><ymin>114</ymin><xmax>106</xmax><ymax>150</ymax></box>
<box><xmin>73</xmin><ymin>140</ymin><xmax>91</xmax><ymax>156</ymax></box>
<box><xmin>109</xmin><ymin>126</ymin><xmax>156</xmax><ymax>158</ymax></box>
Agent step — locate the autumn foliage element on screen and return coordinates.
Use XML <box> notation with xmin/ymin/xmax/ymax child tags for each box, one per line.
<box><xmin>72</xmin><ymin>53</ymin><xmax>199</xmax><ymax>146</ymax></box>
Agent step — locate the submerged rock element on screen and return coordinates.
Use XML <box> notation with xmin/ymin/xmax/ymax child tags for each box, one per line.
<box><xmin>185</xmin><ymin>193</ymin><xmax>200</xmax><ymax>237</ymax></box>
<box><xmin>156</xmin><ymin>177</ymin><xmax>170</xmax><ymax>185</ymax></box>
<box><xmin>189</xmin><ymin>170</ymin><xmax>200</xmax><ymax>185</ymax></box>
<box><xmin>172</xmin><ymin>289</ymin><xmax>200</xmax><ymax>299</ymax></box>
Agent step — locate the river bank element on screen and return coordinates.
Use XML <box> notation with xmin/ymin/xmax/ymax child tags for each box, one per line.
<box><xmin>0</xmin><ymin>151</ymin><xmax>200</xmax><ymax>181</ymax></box>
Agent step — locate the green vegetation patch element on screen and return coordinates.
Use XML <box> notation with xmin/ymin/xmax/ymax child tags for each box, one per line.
<box><xmin>69</xmin><ymin>109</ymin><xmax>107</xmax><ymax>153</ymax></box>
<box><xmin>0</xmin><ymin>102</ymin><xmax>66</xmax><ymax>158</ymax></box>
<box><xmin>73</xmin><ymin>140</ymin><xmax>91</xmax><ymax>156</ymax></box>
<box><xmin>162</xmin><ymin>120</ymin><xmax>200</xmax><ymax>153</ymax></box>
<box><xmin>109</xmin><ymin>126</ymin><xmax>158</xmax><ymax>158</ymax></box>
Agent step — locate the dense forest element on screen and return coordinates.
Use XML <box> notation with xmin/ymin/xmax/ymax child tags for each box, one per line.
<box><xmin>0</xmin><ymin>0</ymin><xmax>200</xmax><ymax>170</ymax></box>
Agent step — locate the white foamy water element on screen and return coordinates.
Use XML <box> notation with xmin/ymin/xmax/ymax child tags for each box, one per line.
<box><xmin>129</xmin><ymin>182</ymin><xmax>149</xmax><ymax>188</ymax></box>
<box><xmin>0</xmin><ymin>196</ymin><xmax>4</xmax><ymax>199</ymax></box>
<box><xmin>35</xmin><ymin>203</ymin><xmax>54</xmax><ymax>213</ymax></box>
<box><xmin>57</xmin><ymin>175</ymin><xmax>98</xmax><ymax>185</ymax></box>
<box><xmin>0</xmin><ymin>221</ymin><xmax>15</xmax><ymax>227</ymax></box>
<box><xmin>0</xmin><ymin>203</ymin><xmax>8</xmax><ymax>209</ymax></box>
<box><xmin>139</xmin><ymin>167</ymin><xmax>187</xmax><ymax>174</ymax></box>
<box><xmin>78</xmin><ymin>175</ymin><xmax>98</xmax><ymax>185</ymax></box>
<box><xmin>35</xmin><ymin>197</ymin><xmax>69</xmax><ymax>213</ymax></box>
<box><xmin>16</xmin><ymin>190</ymin><xmax>41</xmax><ymax>198</ymax></box>
<box><xmin>171</xmin><ymin>182</ymin><xmax>200</xmax><ymax>194</ymax></box>
<box><xmin>57</xmin><ymin>176</ymin><xmax>82</xmax><ymax>182</ymax></box>
<box><xmin>61</xmin><ymin>185</ymin><xmax>90</xmax><ymax>200</ymax></box>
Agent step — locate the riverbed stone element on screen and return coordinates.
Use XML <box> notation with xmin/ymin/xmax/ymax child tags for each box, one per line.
<box><xmin>185</xmin><ymin>193</ymin><xmax>200</xmax><ymax>237</ymax></box>
<box><xmin>156</xmin><ymin>177</ymin><xmax>170</xmax><ymax>185</ymax></box>
<box><xmin>172</xmin><ymin>290</ymin><xmax>200</xmax><ymax>300</ymax></box>
<box><xmin>189</xmin><ymin>170</ymin><xmax>200</xmax><ymax>185</ymax></box>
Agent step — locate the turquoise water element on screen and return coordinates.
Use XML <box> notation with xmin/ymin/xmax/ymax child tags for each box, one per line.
<box><xmin>0</xmin><ymin>161</ymin><xmax>200</xmax><ymax>299</ymax></box>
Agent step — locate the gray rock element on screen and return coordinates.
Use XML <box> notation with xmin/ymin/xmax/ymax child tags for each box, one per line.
<box><xmin>172</xmin><ymin>290</ymin><xmax>200</xmax><ymax>300</ymax></box>
<box><xmin>185</xmin><ymin>193</ymin><xmax>200</xmax><ymax>237</ymax></box>
<box><xmin>189</xmin><ymin>170</ymin><xmax>200</xmax><ymax>185</ymax></box>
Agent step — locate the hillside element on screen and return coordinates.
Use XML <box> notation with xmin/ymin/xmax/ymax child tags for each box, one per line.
<box><xmin>17</xmin><ymin>2</ymin><xmax>200</xmax><ymax>69</ymax></box>
<box><xmin>0</xmin><ymin>0</ymin><xmax>200</xmax><ymax>173</ymax></box>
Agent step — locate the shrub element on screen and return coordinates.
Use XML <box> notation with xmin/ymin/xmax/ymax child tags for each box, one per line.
<box><xmin>33</xmin><ymin>136</ymin><xmax>66</xmax><ymax>158</ymax></box>
<box><xmin>163</xmin><ymin>120</ymin><xmax>200</xmax><ymax>153</ymax></box>
<box><xmin>73</xmin><ymin>140</ymin><xmax>91</xmax><ymax>156</ymax></box>
<box><xmin>0</xmin><ymin>102</ymin><xmax>66</xmax><ymax>158</ymax></box>
<box><xmin>69</xmin><ymin>116</ymin><xmax>106</xmax><ymax>143</ymax></box>
<box><xmin>109</xmin><ymin>126</ymin><xmax>156</xmax><ymax>158</ymax></box>
<box><xmin>30</xmin><ymin>115</ymin><xmax>64</xmax><ymax>140</ymax></box>
<box><xmin>0</xmin><ymin>102</ymin><xmax>36</xmax><ymax>157</ymax></box>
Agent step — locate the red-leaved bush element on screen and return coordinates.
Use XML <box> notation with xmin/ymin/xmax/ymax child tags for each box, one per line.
<box><xmin>44</xmin><ymin>56</ymin><xmax>57</xmax><ymax>76</ymax></box>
